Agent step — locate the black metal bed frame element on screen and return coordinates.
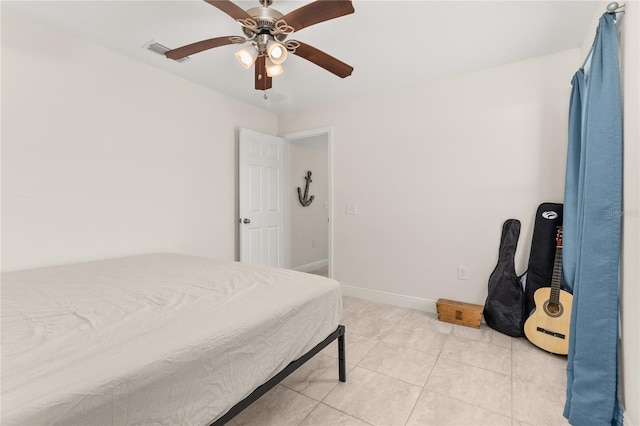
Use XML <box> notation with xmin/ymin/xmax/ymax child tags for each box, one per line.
<box><xmin>210</xmin><ymin>325</ymin><xmax>346</xmax><ymax>425</ymax></box>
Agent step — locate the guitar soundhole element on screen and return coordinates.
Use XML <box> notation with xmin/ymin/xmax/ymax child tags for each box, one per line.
<box><xmin>543</xmin><ymin>300</ymin><xmax>564</xmax><ymax>318</ymax></box>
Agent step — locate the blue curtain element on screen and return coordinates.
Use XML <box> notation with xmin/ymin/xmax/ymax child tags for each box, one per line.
<box><xmin>563</xmin><ymin>12</ymin><xmax>623</xmax><ymax>426</ymax></box>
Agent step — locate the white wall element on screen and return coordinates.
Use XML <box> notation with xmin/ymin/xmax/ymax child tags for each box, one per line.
<box><xmin>279</xmin><ymin>49</ymin><xmax>579</xmax><ymax>309</ymax></box>
<box><xmin>288</xmin><ymin>136</ymin><xmax>329</xmax><ymax>269</ymax></box>
<box><xmin>0</xmin><ymin>9</ymin><xmax>277</xmax><ymax>271</ymax></box>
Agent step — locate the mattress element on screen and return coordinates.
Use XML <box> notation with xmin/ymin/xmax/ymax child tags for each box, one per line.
<box><xmin>1</xmin><ymin>253</ymin><xmax>342</xmax><ymax>425</ymax></box>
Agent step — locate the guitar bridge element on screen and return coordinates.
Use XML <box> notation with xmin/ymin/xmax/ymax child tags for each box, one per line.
<box><xmin>536</xmin><ymin>326</ymin><xmax>566</xmax><ymax>339</ymax></box>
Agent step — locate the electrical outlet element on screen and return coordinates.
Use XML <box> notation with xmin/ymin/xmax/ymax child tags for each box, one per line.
<box><xmin>345</xmin><ymin>203</ymin><xmax>358</xmax><ymax>215</ymax></box>
<box><xmin>457</xmin><ymin>266</ymin><xmax>468</xmax><ymax>280</ymax></box>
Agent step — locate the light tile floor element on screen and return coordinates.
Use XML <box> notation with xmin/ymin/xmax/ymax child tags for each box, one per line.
<box><xmin>228</xmin><ymin>296</ymin><xmax>570</xmax><ymax>426</ymax></box>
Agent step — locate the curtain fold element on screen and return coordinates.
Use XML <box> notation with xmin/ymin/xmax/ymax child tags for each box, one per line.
<box><xmin>563</xmin><ymin>12</ymin><xmax>623</xmax><ymax>426</ymax></box>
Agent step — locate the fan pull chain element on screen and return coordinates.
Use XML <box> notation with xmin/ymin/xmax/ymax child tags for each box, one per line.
<box><xmin>263</xmin><ymin>91</ymin><xmax>268</xmax><ymax>100</ymax></box>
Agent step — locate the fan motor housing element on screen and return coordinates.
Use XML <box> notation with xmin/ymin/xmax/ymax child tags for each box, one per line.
<box><xmin>243</xmin><ymin>6</ymin><xmax>284</xmax><ymax>35</ymax></box>
<box><xmin>242</xmin><ymin>7</ymin><xmax>288</xmax><ymax>41</ymax></box>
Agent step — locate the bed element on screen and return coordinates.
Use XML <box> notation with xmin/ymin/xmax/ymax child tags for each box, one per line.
<box><xmin>1</xmin><ymin>253</ymin><xmax>345</xmax><ymax>425</ymax></box>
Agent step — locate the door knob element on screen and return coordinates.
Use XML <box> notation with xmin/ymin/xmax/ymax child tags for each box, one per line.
<box><xmin>243</xmin><ymin>218</ymin><xmax>251</xmax><ymax>224</ymax></box>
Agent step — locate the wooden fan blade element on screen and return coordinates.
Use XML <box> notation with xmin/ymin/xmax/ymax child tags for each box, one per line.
<box><xmin>255</xmin><ymin>55</ymin><xmax>273</xmax><ymax>90</ymax></box>
<box><xmin>165</xmin><ymin>36</ymin><xmax>240</xmax><ymax>60</ymax></box>
<box><xmin>204</xmin><ymin>0</ymin><xmax>253</xmax><ymax>22</ymax></box>
<box><xmin>291</xmin><ymin>41</ymin><xmax>353</xmax><ymax>78</ymax></box>
<box><xmin>281</xmin><ymin>0</ymin><xmax>354</xmax><ymax>32</ymax></box>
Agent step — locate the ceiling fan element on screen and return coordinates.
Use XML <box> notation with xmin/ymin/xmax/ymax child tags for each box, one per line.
<box><xmin>165</xmin><ymin>0</ymin><xmax>354</xmax><ymax>91</ymax></box>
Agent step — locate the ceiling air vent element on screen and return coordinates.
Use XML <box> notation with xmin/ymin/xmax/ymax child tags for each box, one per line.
<box><xmin>144</xmin><ymin>41</ymin><xmax>190</xmax><ymax>63</ymax></box>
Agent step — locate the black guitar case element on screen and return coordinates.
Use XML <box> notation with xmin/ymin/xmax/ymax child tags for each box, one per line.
<box><xmin>524</xmin><ymin>203</ymin><xmax>563</xmax><ymax>317</ymax></box>
<box><xmin>484</xmin><ymin>219</ymin><xmax>525</xmax><ymax>337</ymax></box>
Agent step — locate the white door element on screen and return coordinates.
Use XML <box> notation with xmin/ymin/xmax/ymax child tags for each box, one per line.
<box><xmin>239</xmin><ymin>128</ymin><xmax>286</xmax><ymax>267</ymax></box>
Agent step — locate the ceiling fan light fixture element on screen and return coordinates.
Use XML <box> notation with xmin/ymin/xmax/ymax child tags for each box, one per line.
<box><xmin>235</xmin><ymin>46</ymin><xmax>258</xmax><ymax>69</ymax></box>
<box><xmin>167</xmin><ymin>0</ymin><xmax>355</xmax><ymax>91</ymax></box>
<box><xmin>265</xmin><ymin>57</ymin><xmax>284</xmax><ymax>77</ymax></box>
<box><xmin>266</xmin><ymin>40</ymin><xmax>287</xmax><ymax>65</ymax></box>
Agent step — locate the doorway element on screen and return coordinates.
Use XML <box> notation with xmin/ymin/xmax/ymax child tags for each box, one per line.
<box><xmin>284</xmin><ymin>128</ymin><xmax>333</xmax><ymax>278</ymax></box>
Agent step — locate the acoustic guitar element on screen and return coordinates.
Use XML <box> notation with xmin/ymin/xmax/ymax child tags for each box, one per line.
<box><xmin>524</xmin><ymin>227</ymin><xmax>573</xmax><ymax>355</ymax></box>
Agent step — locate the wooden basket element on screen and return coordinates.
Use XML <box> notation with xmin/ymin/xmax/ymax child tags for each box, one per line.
<box><xmin>436</xmin><ymin>298</ymin><xmax>484</xmax><ymax>328</ymax></box>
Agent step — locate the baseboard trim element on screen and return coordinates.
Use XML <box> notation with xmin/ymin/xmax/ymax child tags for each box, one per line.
<box><xmin>293</xmin><ymin>259</ymin><xmax>328</xmax><ymax>273</ymax></box>
<box><xmin>340</xmin><ymin>284</ymin><xmax>438</xmax><ymax>314</ymax></box>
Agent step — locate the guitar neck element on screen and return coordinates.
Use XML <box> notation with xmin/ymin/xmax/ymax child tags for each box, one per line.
<box><xmin>550</xmin><ymin>246</ymin><xmax>563</xmax><ymax>304</ymax></box>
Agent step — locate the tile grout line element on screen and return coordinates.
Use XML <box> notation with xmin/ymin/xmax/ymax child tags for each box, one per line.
<box><xmin>416</xmin><ymin>328</ymin><xmax>511</xmax><ymax>423</ymax></box>
<box><xmin>293</xmin><ymin>397</ymin><xmax>321</xmax><ymax>426</ymax></box>
<box><xmin>402</xmin><ymin>318</ymin><xmax>454</xmax><ymax>425</ymax></box>
<box><xmin>348</xmin><ymin>313</ymin><xmax>517</xmax><ymax>420</ymax></box>
<box><xmin>316</xmin><ymin>402</ymin><xmax>376</xmax><ymax>426</ymax></box>
<box><xmin>306</xmin><ymin>305</ymin><xmax>384</xmax><ymax>426</ymax></box>
<box><xmin>354</xmin><ymin>364</ymin><xmax>427</xmax><ymax>389</ymax></box>
<box><xmin>252</xmin><ymin>297</ymin><xmax>567</xmax><ymax>426</ymax></box>
<box><xmin>417</xmin><ymin>326</ymin><xmax>516</xmax><ymax>422</ymax></box>
<box><xmin>351</xmin><ymin>307</ymin><xmax>417</xmax><ymax>426</ymax></box>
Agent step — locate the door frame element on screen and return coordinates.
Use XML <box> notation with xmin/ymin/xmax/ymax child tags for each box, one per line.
<box><xmin>282</xmin><ymin>127</ymin><xmax>334</xmax><ymax>278</ymax></box>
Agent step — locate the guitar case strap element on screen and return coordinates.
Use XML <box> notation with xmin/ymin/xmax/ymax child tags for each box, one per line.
<box><xmin>484</xmin><ymin>219</ymin><xmax>525</xmax><ymax>337</ymax></box>
<box><xmin>524</xmin><ymin>203</ymin><xmax>563</xmax><ymax>317</ymax></box>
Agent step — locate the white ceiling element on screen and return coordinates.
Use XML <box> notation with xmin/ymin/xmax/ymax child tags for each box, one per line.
<box><xmin>3</xmin><ymin>0</ymin><xmax>601</xmax><ymax>114</ymax></box>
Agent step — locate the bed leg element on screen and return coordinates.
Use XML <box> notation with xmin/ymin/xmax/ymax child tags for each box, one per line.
<box><xmin>338</xmin><ymin>325</ymin><xmax>346</xmax><ymax>382</ymax></box>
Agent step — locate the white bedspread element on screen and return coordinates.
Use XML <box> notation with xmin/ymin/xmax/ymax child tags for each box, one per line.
<box><xmin>1</xmin><ymin>254</ymin><xmax>342</xmax><ymax>425</ymax></box>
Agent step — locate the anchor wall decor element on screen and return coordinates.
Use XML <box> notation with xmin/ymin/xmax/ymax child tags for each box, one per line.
<box><xmin>297</xmin><ymin>171</ymin><xmax>315</xmax><ymax>207</ymax></box>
